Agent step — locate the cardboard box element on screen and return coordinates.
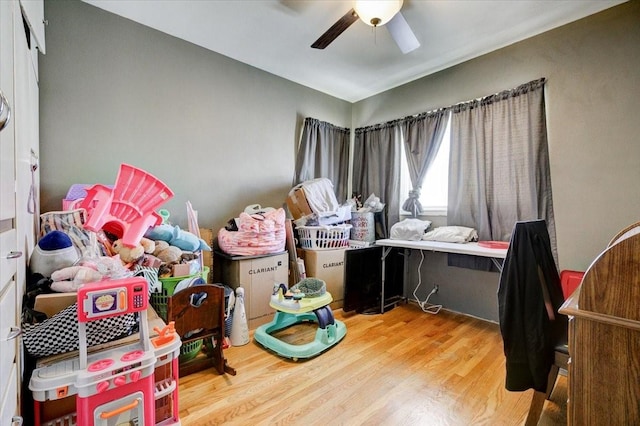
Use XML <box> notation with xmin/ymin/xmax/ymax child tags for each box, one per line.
<box><xmin>302</xmin><ymin>248</ymin><xmax>347</xmax><ymax>310</ymax></box>
<box><xmin>286</xmin><ymin>187</ymin><xmax>313</xmax><ymax>220</ymax></box>
<box><xmin>172</xmin><ymin>263</ymin><xmax>191</xmax><ymax>277</ymax></box>
<box><xmin>199</xmin><ymin>227</ymin><xmax>214</xmax><ymax>281</ymax></box>
<box><xmin>213</xmin><ymin>251</ymin><xmax>289</xmax><ymax>329</ymax></box>
<box><xmin>33</xmin><ymin>293</ymin><xmax>77</xmax><ymax>318</ymax></box>
<box><xmin>39</xmin><ymin>395</ymin><xmax>76</xmax><ymax>425</ymax></box>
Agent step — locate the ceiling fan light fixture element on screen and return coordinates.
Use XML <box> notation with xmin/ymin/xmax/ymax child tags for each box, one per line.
<box><xmin>354</xmin><ymin>0</ymin><xmax>403</xmax><ymax>27</ymax></box>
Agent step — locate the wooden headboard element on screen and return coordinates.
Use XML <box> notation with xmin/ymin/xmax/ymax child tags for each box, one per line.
<box><xmin>579</xmin><ymin>222</ymin><xmax>640</xmax><ymax>321</ymax></box>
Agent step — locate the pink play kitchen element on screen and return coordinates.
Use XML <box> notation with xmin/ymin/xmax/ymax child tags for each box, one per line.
<box><xmin>29</xmin><ymin>277</ymin><xmax>182</xmax><ymax>425</ymax></box>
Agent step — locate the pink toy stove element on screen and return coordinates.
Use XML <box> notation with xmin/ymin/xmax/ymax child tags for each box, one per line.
<box><xmin>29</xmin><ymin>277</ymin><xmax>182</xmax><ymax>426</ymax></box>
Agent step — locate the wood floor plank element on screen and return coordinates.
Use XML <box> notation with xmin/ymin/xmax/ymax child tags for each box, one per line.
<box><xmin>178</xmin><ymin>303</ymin><xmax>566</xmax><ymax>425</ymax></box>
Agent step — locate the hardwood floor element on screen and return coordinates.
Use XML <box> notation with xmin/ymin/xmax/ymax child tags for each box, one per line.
<box><xmin>178</xmin><ymin>303</ymin><xmax>566</xmax><ymax>425</ymax></box>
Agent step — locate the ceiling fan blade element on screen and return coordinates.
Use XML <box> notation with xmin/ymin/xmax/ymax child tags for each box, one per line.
<box><xmin>311</xmin><ymin>8</ymin><xmax>359</xmax><ymax>49</ymax></box>
<box><xmin>387</xmin><ymin>11</ymin><xmax>420</xmax><ymax>54</ymax></box>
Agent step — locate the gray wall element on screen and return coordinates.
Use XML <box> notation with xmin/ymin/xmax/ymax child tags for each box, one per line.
<box><xmin>353</xmin><ymin>2</ymin><xmax>640</xmax><ymax>321</ymax></box>
<box><xmin>39</xmin><ymin>0</ymin><xmax>351</xmax><ymax>229</ymax></box>
<box><xmin>40</xmin><ymin>1</ymin><xmax>640</xmax><ymax>322</ymax></box>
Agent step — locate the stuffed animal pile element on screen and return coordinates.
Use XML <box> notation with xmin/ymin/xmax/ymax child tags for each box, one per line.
<box><xmin>30</xmin><ymin>217</ymin><xmax>211</xmax><ymax>294</ymax></box>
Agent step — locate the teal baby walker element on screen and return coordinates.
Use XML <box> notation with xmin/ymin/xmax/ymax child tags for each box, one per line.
<box><xmin>254</xmin><ymin>278</ymin><xmax>347</xmax><ymax>361</ymax></box>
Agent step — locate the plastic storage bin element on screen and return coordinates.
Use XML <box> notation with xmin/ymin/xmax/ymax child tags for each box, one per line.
<box><xmin>150</xmin><ymin>266</ymin><xmax>209</xmax><ymax>362</ymax></box>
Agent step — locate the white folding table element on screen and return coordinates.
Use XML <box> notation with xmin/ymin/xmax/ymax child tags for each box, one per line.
<box><xmin>375</xmin><ymin>239</ymin><xmax>508</xmax><ymax>314</ymax></box>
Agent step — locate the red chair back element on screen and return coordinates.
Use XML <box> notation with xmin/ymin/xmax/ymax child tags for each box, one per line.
<box><xmin>560</xmin><ymin>270</ymin><xmax>585</xmax><ymax>299</ymax></box>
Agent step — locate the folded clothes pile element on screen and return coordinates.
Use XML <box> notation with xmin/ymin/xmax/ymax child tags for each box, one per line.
<box><xmin>289</xmin><ymin>178</ymin><xmax>352</xmax><ymax>227</ymax></box>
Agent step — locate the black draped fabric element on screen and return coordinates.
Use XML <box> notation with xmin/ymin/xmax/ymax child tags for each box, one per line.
<box><xmin>497</xmin><ymin>220</ymin><xmax>566</xmax><ymax>392</ymax></box>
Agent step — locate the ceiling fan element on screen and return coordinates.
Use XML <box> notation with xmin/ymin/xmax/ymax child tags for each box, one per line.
<box><xmin>311</xmin><ymin>0</ymin><xmax>420</xmax><ymax>54</ymax></box>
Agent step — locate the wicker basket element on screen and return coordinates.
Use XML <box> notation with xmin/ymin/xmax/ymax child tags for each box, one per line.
<box><xmin>150</xmin><ymin>266</ymin><xmax>209</xmax><ymax>362</ymax></box>
<box><xmin>297</xmin><ymin>224</ymin><xmax>352</xmax><ymax>250</ymax></box>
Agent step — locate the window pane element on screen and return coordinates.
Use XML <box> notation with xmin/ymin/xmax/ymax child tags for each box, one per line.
<box><xmin>420</xmin><ymin>119</ymin><xmax>450</xmax><ymax>210</ymax></box>
<box><xmin>399</xmin><ymin>116</ymin><xmax>450</xmax><ymax>214</ymax></box>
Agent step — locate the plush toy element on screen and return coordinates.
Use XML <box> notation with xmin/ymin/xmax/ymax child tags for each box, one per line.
<box><xmin>145</xmin><ymin>224</ymin><xmax>211</xmax><ymax>252</ymax></box>
<box><xmin>111</xmin><ymin>237</ymin><xmax>156</xmax><ymax>264</ymax></box>
<box><xmin>153</xmin><ymin>240</ymin><xmax>170</xmax><ymax>255</ymax></box>
<box><xmin>151</xmin><ymin>238</ymin><xmax>203</xmax><ymax>277</ymax></box>
<box><xmin>30</xmin><ymin>230</ymin><xmax>80</xmax><ymax>278</ymax></box>
<box><xmin>154</xmin><ymin>243</ymin><xmax>183</xmax><ymax>264</ymax></box>
<box><xmin>50</xmin><ymin>266</ymin><xmax>103</xmax><ymax>292</ymax></box>
<box><xmin>140</xmin><ymin>237</ymin><xmax>156</xmax><ymax>255</ymax></box>
<box><xmin>49</xmin><ymin>255</ymin><xmax>130</xmax><ymax>292</ymax></box>
<box><xmin>82</xmin><ymin>255</ymin><xmax>130</xmax><ymax>278</ymax></box>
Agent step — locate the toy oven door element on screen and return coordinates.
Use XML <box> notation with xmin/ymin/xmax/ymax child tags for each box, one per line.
<box><xmin>93</xmin><ymin>391</ymin><xmax>146</xmax><ymax>426</ymax></box>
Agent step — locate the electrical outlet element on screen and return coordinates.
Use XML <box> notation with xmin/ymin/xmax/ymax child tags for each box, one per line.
<box><xmin>434</xmin><ymin>284</ymin><xmax>439</xmax><ymax>293</ymax></box>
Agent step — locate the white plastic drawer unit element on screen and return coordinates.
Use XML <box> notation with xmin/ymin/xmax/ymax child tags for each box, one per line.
<box><xmin>0</xmin><ymin>281</ymin><xmax>17</xmax><ymax>394</ymax></box>
<box><xmin>0</xmin><ymin>229</ymin><xmax>18</xmax><ymax>289</ymax></box>
<box><xmin>0</xmin><ymin>365</ymin><xmax>17</xmax><ymax>425</ymax></box>
<box><xmin>0</xmin><ymin>229</ymin><xmax>19</xmax><ymax>404</ymax></box>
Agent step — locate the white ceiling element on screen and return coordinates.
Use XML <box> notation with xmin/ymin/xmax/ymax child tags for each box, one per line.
<box><xmin>82</xmin><ymin>0</ymin><xmax>625</xmax><ymax>103</ymax></box>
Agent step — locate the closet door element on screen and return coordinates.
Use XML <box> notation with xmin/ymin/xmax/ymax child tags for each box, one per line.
<box><xmin>0</xmin><ymin>1</ymin><xmax>22</xmax><ymax>424</ymax></box>
<box><xmin>0</xmin><ymin>0</ymin><xmax>41</xmax><ymax>423</ymax></box>
<box><xmin>14</xmin><ymin>0</ymin><xmax>40</xmax><ymax>299</ymax></box>
<box><xmin>19</xmin><ymin>0</ymin><xmax>45</xmax><ymax>54</ymax></box>
<box><xmin>0</xmin><ymin>0</ymin><xmax>16</xmax><ymax>222</ymax></box>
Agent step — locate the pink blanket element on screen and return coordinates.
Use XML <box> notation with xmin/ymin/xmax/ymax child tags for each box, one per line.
<box><xmin>218</xmin><ymin>208</ymin><xmax>286</xmax><ymax>256</ymax></box>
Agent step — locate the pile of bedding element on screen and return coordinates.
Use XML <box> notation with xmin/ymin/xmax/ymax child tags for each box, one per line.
<box><xmin>423</xmin><ymin>226</ymin><xmax>478</xmax><ymax>243</ymax></box>
<box><xmin>218</xmin><ymin>208</ymin><xmax>286</xmax><ymax>256</ymax></box>
<box><xmin>389</xmin><ymin>220</ymin><xmax>479</xmax><ymax>243</ymax></box>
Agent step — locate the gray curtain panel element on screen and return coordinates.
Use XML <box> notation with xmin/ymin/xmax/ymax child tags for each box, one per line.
<box><xmin>400</xmin><ymin>108</ymin><xmax>450</xmax><ymax>217</ymax></box>
<box><xmin>448</xmin><ymin>78</ymin><xmax>556</xmax><ymax>269</ymax></box>
<box><xmin>293</xmin><ymin>117</ymin><xmax>350</xmax><ymax>203</ymax></box>
<box><xmin>352</xmin><ymin>122</ymin><xmax>401</xmax><ymax>237</ymax></box>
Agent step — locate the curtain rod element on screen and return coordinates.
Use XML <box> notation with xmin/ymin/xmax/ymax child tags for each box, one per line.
<box><xmin>355</xmin><ymin>77</ymin><xmax>546</xmax><ymax>132</ymax></box>
<box><xmin>452</xmin><ymin>77</ymin><xmax>546</xmax><ymax>112</ymax></box>
<box><xmin>305</xmin><ymin>117</ymin><xmax>350</xmax><ymax>132</ymax></box>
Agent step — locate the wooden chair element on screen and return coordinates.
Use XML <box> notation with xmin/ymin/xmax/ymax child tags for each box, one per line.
<box><xmin>167</xmin><ymin>284</ymin><xmax>236</xmax><ymax>377</ymax></box>
<box><xmin>525</xmin><ymin>337</ymin><xmax>569</xmax><ymax>425</ymax></box>
<box><xmin>525</xmin><ymin>269</ymin><xmax>584</xmax><ymax>425</ymax></box>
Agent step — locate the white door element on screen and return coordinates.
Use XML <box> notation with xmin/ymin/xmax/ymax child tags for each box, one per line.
<box><xmin>1</xmin><ymin>1</ymin><xmax>25</xmax><ymax>424</ymax></box>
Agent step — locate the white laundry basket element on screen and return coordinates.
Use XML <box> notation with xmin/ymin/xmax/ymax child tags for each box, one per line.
<box><xmin>297</xmin><ymin>224</ymin><xmax>352</xmax><ymax>250</ymax></box>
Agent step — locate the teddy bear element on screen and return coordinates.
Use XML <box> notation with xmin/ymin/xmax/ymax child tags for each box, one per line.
<box><xmin>153</xmin><ymin>240</ymin><xmax>183</xmax><ymax>264</ymax></box>
<box><xmin>111</xmin><ymin>237</ymin><xmax>156</xmax><ymax>264</ymax></box>
<box><xmin>152</xmin><ymin>240</ymin><xmax>204</xmax><ymax>278</ymax></box>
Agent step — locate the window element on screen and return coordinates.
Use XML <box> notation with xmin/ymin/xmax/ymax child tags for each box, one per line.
<box><xmin>399</xmin><ymin>115</ymin><xmax>451</xmax><ymax>216</ymax></box>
